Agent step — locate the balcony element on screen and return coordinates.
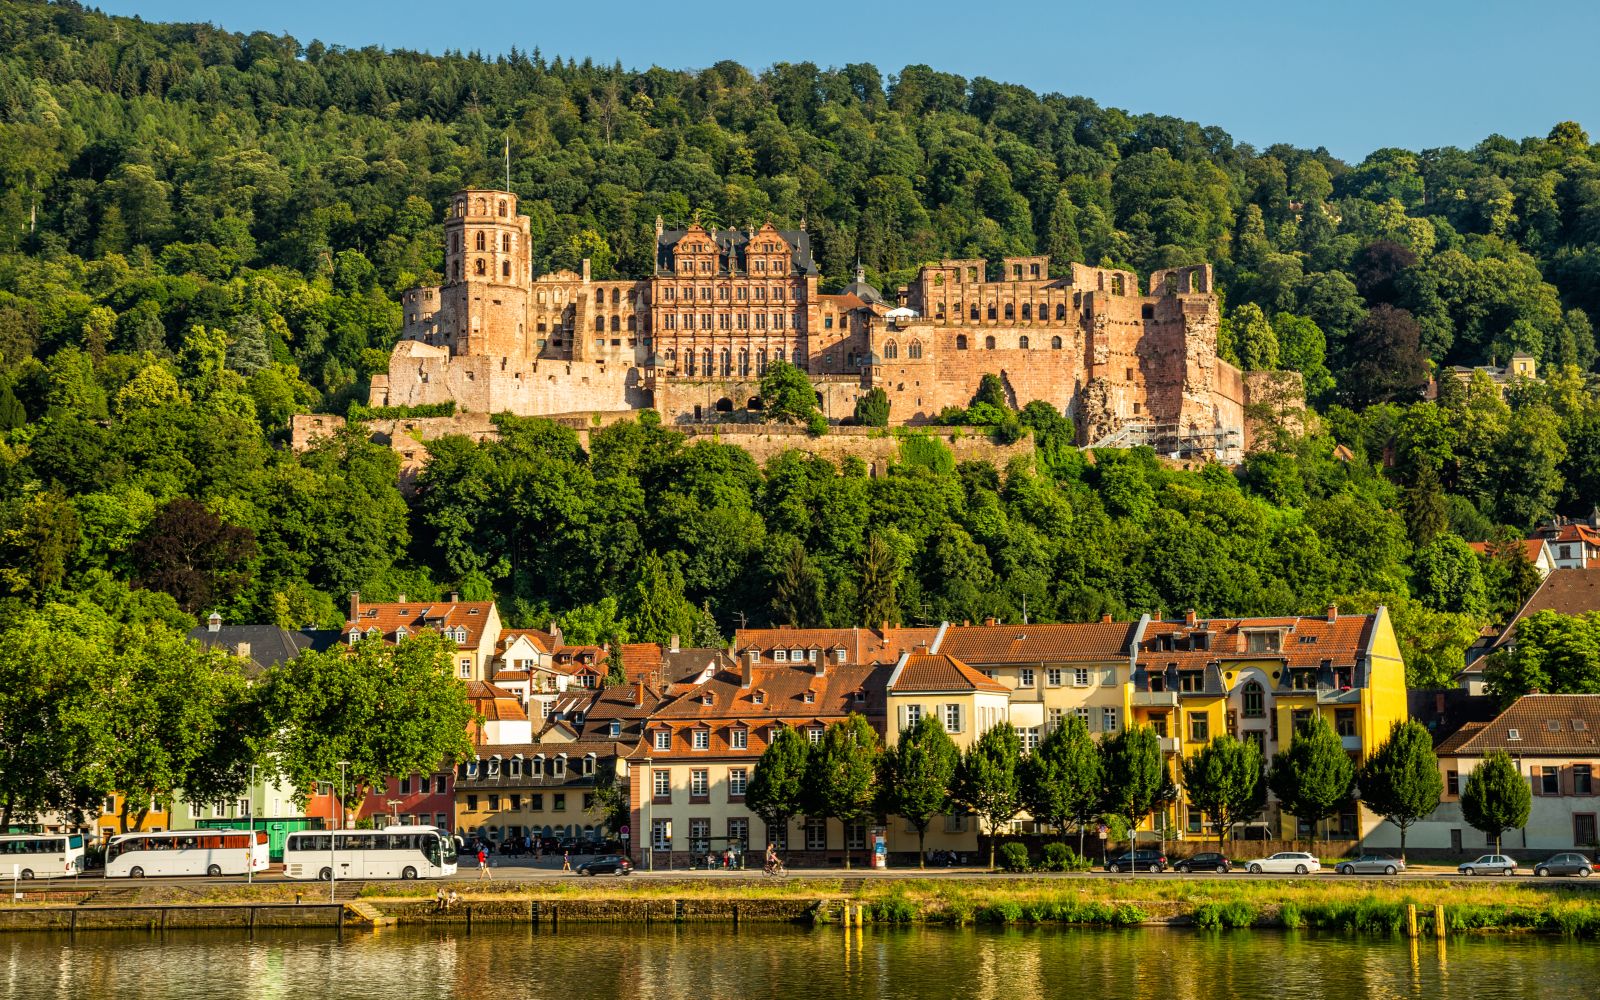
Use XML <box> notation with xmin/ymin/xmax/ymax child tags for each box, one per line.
<box><xmin>1158</xmin><ymin>736</ymin><xmax>1182</xmax><ymax>754</ymax></box>
<box><xmin>1131</xmin><ymin>690</ymin><xmax>1179</xmax><ymax>707</ymax></box>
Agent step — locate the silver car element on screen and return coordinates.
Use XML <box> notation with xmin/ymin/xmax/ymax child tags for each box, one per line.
<box><xmin>1457</xmin><ymin>854</ymin><xmax>1518</xmax><ymax>876</ymax></box>
<box><xmin>1334</xmin><ymin>854</ymin><xmax>1404</xmax><ymax>875</ymax></box>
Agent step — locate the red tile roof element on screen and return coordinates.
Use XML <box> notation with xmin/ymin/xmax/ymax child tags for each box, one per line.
<box><xmin>652</xmin><ymin>662</ymin><xmax>888</xmax><ymax>722</ymax></box>
<box><xmin>619</xmin><ymin>643</ymin><xmax>663</xmax><ymax>681</ymax></box>
<box><xmin>888</xmin><ymin>653</ymin><xmax>1008</xmax><ymax>694</ymax></box>
<box><xmin>937</xmin><ymin>621</ymin><xmax>1136</xmax><ymax>663</ymax></box>
<box><xmin>1439</xmin><ymin>695</ymin><xmax>1600</xmax><ymax>756</ymax></box>
<box><xmin>345</xmin><ymin>599</ymin><xmax>495</xmax><ymax>648</ymax></box>
<box><xmin>1136</xmin><ymin>612</ymin><xmax>1374</xmax><ymax>669</ymax></box>
<box><xmin>465</xmin><ymin>681</ymin><xmax>528</xmax><ymax>723</ymax></box>
<box><xmin>499</xmin><ymin>627</ymin><xmax>555</xmax><ymax>655</ymax></box>
<box><xmin>1467</xmin><ymin>539</ymin><xmax>1549</xmax><ymax>564</ymax></box>
<box><xmin>733</xmin><ymin>626</ymin><xmax>937</xmax><ymax>665</ymax></box>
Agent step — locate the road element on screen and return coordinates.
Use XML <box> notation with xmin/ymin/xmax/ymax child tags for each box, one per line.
<box><xmin>10</xmin><ymin>860</ymin><xmax>1600</xmax><ymax>895</ymax></box>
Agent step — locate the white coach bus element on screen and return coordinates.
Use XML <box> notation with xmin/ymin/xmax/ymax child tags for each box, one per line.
<box><xmin>104</xmin><ymin>830</ymin><xmax>269</xmax><ymax>878</ymax></box>
<box><xmin>282</xmin><ymin>826</ymin><xmax>458</xmax><ymax>880</ymax></box>
<box><xmin>0</xmin><ymin>833</ymin><xmax>86</xmax><ymax>879</ymax></box>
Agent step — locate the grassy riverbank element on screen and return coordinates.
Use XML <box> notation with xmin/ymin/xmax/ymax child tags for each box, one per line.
<box><xmin>10</xmin><ymin>877</ymin><xmax>1600</xmax><ymax>937</ymax></box>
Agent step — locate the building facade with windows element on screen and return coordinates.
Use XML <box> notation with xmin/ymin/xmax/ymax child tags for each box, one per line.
<box><xmin>342</xmin><ymin>592</ymin><xmax>502</xmax><ymax>682</ymax></box>
<box><xmin>1370</xmin><ymin>694</ymin><xmax>1600</xmax><ymax>855</ymax></box>
<box><xmin>371</xmin><ymin>189</ymin><xmax>1267</xmax><ymax>456</ymax></box>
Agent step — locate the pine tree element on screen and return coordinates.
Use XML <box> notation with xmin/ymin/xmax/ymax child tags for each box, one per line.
<box><xmin>1268</xmin><ymin>714</ymin><xmax>1355</xmax><ymax>852</ymax></box>
<box><xmin>878</xmin><ymin>714</ymin><xmax>958</xmax><ymax>867</ymax></box>
<box><xmin>1019</xmin><ymin>714</ymin><xmax>1103</xmax><ymax>856</ymax></box>
<box><xmin>771</xmin><ymin>542</ymin><xmax>823</xmax><ymax>627</ymax></box>
<box><xmin>955</xmin><ymin>721</ymin><xmax>1022</xmax><ymax>869</ymax></box>
<box><xmin>1358</xmin><ymin>718</ymin><xmax>1443</xmax><ymax>862</ymax></box>
<box><xmin>227</xmin><ymin>314</ymin><xmax>270</xmax><ymax>374</ymax></box>
<box><xmin>1180</xmin><ymin>734</ymin><xmax>1265</xmax><ymax>853</ymax></box>
<box><xmin>1459</xmin><ymin>749</ymin><xmax>1531</xmax><ymax>852</ymax></box>
<box><xmin>1402</xmin><ymin>461</ymin><xmax>1449</xmax><ymax>546</ymax></box>
<box><xmin>1044</xmin><ymin>187</ymin><xmax>1083</xmax><ymax>268</ymax></box>
<box><xmin>857</xmin><ymin>533</ymin><xmax>899</xmax><ymax>627</ymax></box>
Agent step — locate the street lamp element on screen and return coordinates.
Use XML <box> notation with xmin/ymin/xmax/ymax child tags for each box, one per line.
<box><xmin>331</xmin><ymin>761</ymin><xmax>349</xmax><ymax>904</ymax></box>
<box><xmin>387</xmin><ymin>799</ymin><xmax>402</xmax><ymax>827</ymax></box>
<box><xmin>247</xmin><ymin>763</ymin><xmax>257</xmax><ymax>885</ymax></box>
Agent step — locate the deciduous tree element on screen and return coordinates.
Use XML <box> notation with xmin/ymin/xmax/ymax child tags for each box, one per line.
<box><xmin>1460</xmin><ymin>749</ymin><xmax>1531</xmax><ymax>851</ymax></box>
<box><xmin>878</xmin><ymin>714</ymin><xmax>958</xmax><ymax>866</ymax></box>
<box><xmin>1358</xmin><ymin>719</ymin><xmax>1443</xmax><ymax>862</ymax></box>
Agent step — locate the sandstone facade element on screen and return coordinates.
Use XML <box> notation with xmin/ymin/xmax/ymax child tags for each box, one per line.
<box><xmin>372</xmin><ymin>188</ymin><xmax>1273</xmax><ymax>461</ymax></box>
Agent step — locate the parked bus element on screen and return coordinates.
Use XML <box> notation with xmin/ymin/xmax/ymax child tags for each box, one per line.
<box><xmin>282</xmin><ymin>826</ymin><xmax>457</xmax><ymax>880</ymax></box>
<box><xmin>104</xmin><ymin>830</ymin><xmax>269</xmax><ymax>878</ymax></box>
<box><xmin>0</xmin><ymin>833</ymin><xmax>86</xmax><ymax>879</ymax></box>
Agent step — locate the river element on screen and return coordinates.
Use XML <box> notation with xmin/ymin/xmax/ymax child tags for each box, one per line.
<box><xmin>1</xmin><ymin>924</ymin><xmax>1594</xmax><ymax>999</ymax></box>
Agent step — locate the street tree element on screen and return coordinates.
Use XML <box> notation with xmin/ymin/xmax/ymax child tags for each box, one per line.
<box><xmin>1019</xmin><ymin>714</ymin><xmax>1103</xmax><ymax>856</ymax></box>
<box><xmin>1268</xmin><ymin>714</ymin><xmax>1355</xmax><ymax>852</ymax></box>
<box><xmin>262</xmin><ymin>631</ymin><xmax>476</xmax><ymax>821</ymax></box>
<box><xmin>1460</xmin><ymin>749</ymin><xmax>1532</xmax><ymax>851</ymax></box>
<box><xmin>746</xmin><ymin>725</ymin><xmax>810</xmax><ymax>853</ymax></box>
<box><xmin>801</xmin><ymin>714</ymin><xmax>880</xmax><ymax>869</ymax></box>
<box><xmin>954</xmin><ymin>721</ymin><xmax>1022</xmax><ymax>869</ymax></box>
<box><xmin>1098</xmin><ymin>725</ymin><xmax>1166</xmax><ymax>853</ymax></box>
<box><xmin>1358</xmin><ymin>718</ymin><xmax>1443</xmax><ymax>862</ymax></box>
<box><xmin>878</xmin><ymin>714</ymin><xmax>959</xmax><ymax>867</ymax></box>
<box><xmin>1179</xmin><ymin>734</ymin><xmax>1265</xmax><ymax>852</ymax></box>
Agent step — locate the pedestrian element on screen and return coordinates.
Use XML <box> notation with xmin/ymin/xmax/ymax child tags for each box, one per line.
<box><xmin>434</xmin><ymin>886</ymin><xmax>447</xmax><ymax>912</ymax></box>
<box><xmin>477</xmin><ymin>845</ymin><xmax>492</xmax><ymax>880</ymax></box>
<box><xmin>562</xmin><ymin>850</ymin><xmax>571</xmax><ymax>873</ymax></box>
<box><xmin>448</xmin><ymin>889</ymin><xmax>459</xmax><ymax>911</ymax></box>
<box><xmin>724</xmin><ymin>847</ymin><xmax>733</xmax><ymax>870</ymax></box>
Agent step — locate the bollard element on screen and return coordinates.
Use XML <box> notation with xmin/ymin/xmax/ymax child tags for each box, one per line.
<box><xmin>295</xmin><ymin>892</ymin><xmax>303</xmax><ymax>906</ymax></box>
<box><xmin>1434</xmin><ymin>903</ymin><xmax>1446</xmax><ymax>939</ymax></box>
<box><xmin>1406</xmin><ymin>903</ymin><xmax>1418</xmax><ymax>939</ymax></box>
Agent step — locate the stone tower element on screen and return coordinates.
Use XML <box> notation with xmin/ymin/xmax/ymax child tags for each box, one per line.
<box><xmin>441</xmin><ymin>189</ymin><xmax>533</xmax><ymax>358</ymax></box>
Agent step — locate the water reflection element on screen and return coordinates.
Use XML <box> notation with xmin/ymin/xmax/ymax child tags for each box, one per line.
<box><xmin>1</xmin><ymin>923</ymin><xmax>1595</xmax><ymax>999</ymax></box>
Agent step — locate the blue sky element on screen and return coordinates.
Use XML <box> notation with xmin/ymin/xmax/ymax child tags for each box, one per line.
<box><xmin>97</xmin><ymin>0</ymin><xmax>1600</xmax><ymax>162</ymax></box>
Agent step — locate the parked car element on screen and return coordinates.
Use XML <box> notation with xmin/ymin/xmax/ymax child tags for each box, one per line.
<box><xmin>1457</xmin><ymin>854</ymin><xmax>1518</xmax><ymax>876</ymax></box>
<box><xmin>1245</xmin><ymin>852</ymin><xmax>1321</xmax><ymax>874</ymax></box>
<box><xmin>574</xmin><ymin>855</ymin><xmax>633</xmax><ymax>876</ymax></box>
<box><xmin>1174</xmin><ymin>852</ymin><xmax>1234</xmax><ymax>873</ymax></box>
<box><xmin>1534</xmin><ymin>853</ymin><xmax>1593</xmax><ymax>877</ymax></box>
<box><xmin>1334</xmin><ymin>855</ymin><xmax>1404</xmax><ymax>875</ymax></box>
<box><xmin>1105</xmin><ymin>850</ymin><xmax>1167</xmax><ymax>873</ymax></box>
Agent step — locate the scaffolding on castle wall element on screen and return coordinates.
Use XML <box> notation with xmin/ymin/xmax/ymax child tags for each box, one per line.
<box><xmin>1086</xmin><ymin>421</ymin><xmax>1242</xmax><ymax>462</ymax></box>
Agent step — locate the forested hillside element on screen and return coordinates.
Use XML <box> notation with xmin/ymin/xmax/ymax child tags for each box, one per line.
<box><xmin>0</xmin><ymin>0</ymin><xmax>1595</xmax><ymax>688</ymax></box>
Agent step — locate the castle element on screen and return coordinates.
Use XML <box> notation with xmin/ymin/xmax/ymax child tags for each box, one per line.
<box><xmin>370</xmin><ymin>189</ymin><xmax>1263</xmax><ymax>457</ymax></box>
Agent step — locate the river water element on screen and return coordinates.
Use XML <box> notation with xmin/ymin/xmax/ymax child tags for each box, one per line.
<box><xmin>1</xmin><ymin>923</ymin><xmax>1594</xmax><ymax>999</ymax></box>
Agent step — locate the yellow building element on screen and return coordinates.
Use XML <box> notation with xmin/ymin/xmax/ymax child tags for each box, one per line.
<box><xmin>1131</xmin><ymin>606</ymin><xmax>1408</xmax><ymax>842</ymax></box>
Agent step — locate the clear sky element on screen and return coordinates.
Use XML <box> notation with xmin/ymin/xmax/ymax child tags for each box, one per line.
<box><xmin>96</xmin><ymin>0</ymin><xmax>1600</xmax><ymax>163</ymax></box>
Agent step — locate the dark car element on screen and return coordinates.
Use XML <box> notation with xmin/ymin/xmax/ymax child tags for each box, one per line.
<box><xmin>574</xmin><ymin>855</ymin><xmax>633</xmax><ymax>876</ymax></box>
<box><xmin>1105</xmin><ymin>849</ymin><xmax>1167</xmax><ymax>873</ymax></box>
<box><xmin>1174</xmin><ymin>852</ymin><xmax>1233</xmax><ymax>873</ymax></box>
<box><xmin>1534</xmin><ymin>853</ymin><xmax>1594</xmax><ymax>877</ymax></box>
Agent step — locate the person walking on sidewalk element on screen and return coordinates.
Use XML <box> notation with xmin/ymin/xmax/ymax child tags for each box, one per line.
<box><xmin>477</xmin><ymin>845</ymin><xmax>492</xmax><ymax>881</ymax></box>
<box><xmin>561</xmin><ymin>850</ymin><xmax>571</xmax><ymax>873</ymax></box>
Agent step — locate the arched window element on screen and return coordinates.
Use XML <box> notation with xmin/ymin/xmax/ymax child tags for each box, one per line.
<box><xmin>595</xmin><ymin>317</ymin><xmax>605</xmax><ymax>332</ymax></box>
<box><xmin>1051</xmin><ymin>335</ymin><xmax>1063</xmax><ymax>349</ymax></box>
<box><xmin>475</xmin><ymin>258</ymin><xmax>485</xmax><ymax>276</ymax></box>
<box><xmin>1242</xmin><ymin>679</ymin><xmax>1265</xmax><ymax>718</ymax></box>
<box><xmin>715</xmin><ymin>397</ymin><xmax>734</xmax><ymax>412</ymax></box>
<box><xmin>702</xmin><ymin>348</ymin><xmax>713</xmax><ymax>374</ymax></box>
<box><xmin>612</xmin><ymin>288</ymin><xmax>621</xmax><ymax>304</ymax></box>
<box><xmin>455</xmin><ymin>199</ymin><xmax>465</xmax><ymax>217</ymax></box>
<box><xmin>502</xmin><ymin>233</ymin><xmax>511</xmax><ymax>253</ymax></box>
<box><xmin>502</xmin><ymin>260</ymin><xmax>511</xmax><ymax>278</ymax></box>
<box><xmin>720</xmin><ymin>348</ymin><xmax>732</xmax><ymax>376</ymax></box>
<box><xmin>610</xmin><ymin>316</ymin><xmax>620</xmax><ymax>332</ymax></box>
<box><xmin>686</xmin><ymin>351</ymin><xmax>697</xmax><ymax>375</ymax></box>
<box><xmin>1004</xmin><ymin>303</ymin><xmax>1014</xmax><ymax>320</ymax></box>
<box><xmin>908</xmin><ymin>340</ymin><xmax>923</xmax><ymax>359</ymax></box>
<box><xmin>985</xmin><ymin>335</ymin><xmax>996</xmax><ymax>350</ymax></box>
<box><xmin>497</xmin><ymin>199</ymin><xmax>507</xmax><ymax>217</ymax></box>
<box><xmin>969</xmin><ymin>304</ymin><xmax>980</xmax><ymax>321</ymax></box>
<box><xmin>884</xmin><ymin>340</ymin><xmax>898</xmax><ymax>360</ymax></box>
<box><xmin>475</xmin><ymin>231</ymin><xmax>486</xmax><ymax>251</ymax></box>
<box><xmin>1019</xmin><ymin>335</ymin><xmax>1030</xmax><ymax>349</ymax></box>
<box><xmin>757</xmin><ymin>348</ymin><xmax>767</xmax><ymax>373</ymax></box>
<box><xmin>956</xmin><ymin>335</ymin><xmax>968</xmax><ymax>350</ymax></box>
<box><xmin>1056</xmin><ymin>304</ymin><xmax>1067</xmax><ymax>320</ymax></box>
<box><xmin>595</xmin><ymin>289</ymin><xmax>604</xmax><ymax>304</ymax></box>
<box><xmin>775</xmin><ymin>348</ymin><xmax>785</xmax><ymax>364</ymax></box>
<box><xmin>450</xmin><ymin>233</ymin><xmax>459</xmax><ymax>253</ymax></box>
<box><xmin>1021</xmin><ymin>303</ymin><xmax>1032</xmax><ymax>320</ymax></box>
<box><xmin>474</xmin><ymin>198</ymin><xmax>486</xmax><ymax>215</ymax></box>
<box><xmin>739</xmin><ymin>349</ymin><xmax>750</xmax><ymax>376</ymax></box>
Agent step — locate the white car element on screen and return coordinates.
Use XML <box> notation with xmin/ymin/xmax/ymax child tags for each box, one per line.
<box><xmin>1246</xmin><ymin>852</ymin><xmax>1322</xmax><ymax>875</ymax></box>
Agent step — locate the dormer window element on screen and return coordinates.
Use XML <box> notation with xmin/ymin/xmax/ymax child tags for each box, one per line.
<box><xmin>1245</xmin><ymin>630</ymin><xmax>1283</xmax><ymax>654</ymax></box>
<box><xmin>701</xmin><ymin>693</ymin><xmax>714</xmax><ymax>706</ymax></box>
<box><xmin>487</xmin><ymin>758</ymin><xmax>500</xmax><ymax>776</ymax></box>
<box><xmin>348</xmin><ymin>629</ymin><xmax>361</xmax><ymax>645</ymax></box>
<box><xmin>394</xmin><ymin>626</ymin><xmax>407</xmax><ymax>641</ymax></box>
<box><xmin>808</xmin><ymin>649</ymin><xmax>819</xmax><ymax>663</ymax></box>
<box><xmin>366</xmin><ymin>626</ymin><xmax>381</xmax><ymax>639</ymax></box>
<box><xmin>609</xmin><ymin>720</ymin><xmax>622</xmax><ymax>738</ymax></box>
<box><xmin>803</xmin><ymin>691</ymin><xmax>816</xmax><ymax>704</ymax></box>
<box><xmin>775</xmin><ymin>650</ymin><xmax>787</xmax><ymax>662</ymax></box>
<box><xmin>752</xmin><ymin>691</ymin><xmax>764</xmax><ymax>705</ymax></box>
<box><xmin>465</xmin><ymin>760</ymin><xmax>479</xmax><ymax>777</ymax></box>
<box><xmin>834</xmin><ymin>648</ymin><xmax>847</xmax><ymax>663</ymax></box>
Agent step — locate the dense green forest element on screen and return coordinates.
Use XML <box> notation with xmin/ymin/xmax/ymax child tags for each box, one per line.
<box><xmin>0</xmin><ymin>0</ymin><xmax>1596</xmax><ymax>692</ymax></box>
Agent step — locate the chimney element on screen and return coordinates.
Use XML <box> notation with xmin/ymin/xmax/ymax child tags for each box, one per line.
<box><xmin>349</xmin><ymin>591</ymin><xmax>360</xmax><ymax>622</ymax></box>
<box><xmin>397</xmin><ymin>593</ymin><xmax>407</xmax><ymax>604</ymax></box>
<box><xmin>880</xmin><ymin>620</ymin><xmax>889</xmax><ymax>633</ymax></box>
<box><xmin>1326</xmin><ymin>604</ymin><xmax>1338</xmax><ymax>623</ymax></box>
<box><xmin>984</xmin><ymin>616</ymin><xmax>998</xmax><ymax>627</ymax></box>
<box><xmin>1100</xmin><ymin>613</ymin><xmax>1112</xmax><ymax>624</ymax></box>
<box><xmin>234</xmin><ymin>641</ymin><xmax>251</xmax><ymax>661</ymax></box>
<box><xmin>814</xmin><ymin>654</ymin><xmax>827</xmax><ymax>678</ymax></box>
<box><xmin>1184</xmin><ymin>609</ymin><xmax>1197</xmax><ymax>626</ymax></box>
<box><xmin>207</xmin><ymin>611</ymin><xmax>222</xmax><ymax>632</ymax></box>
<box><xmin>449</xmin><ymin>591</ymin><xmax>461</xmax><ymax>603</ymax></box>
<box><xmin>741</xmin><ymin>654</ymin><xmax>755</xmax><ymax>689</ymax></box>
<box><xmin>670</xmin><ymin>634</ymin><xmax>680</xmax><ymax>653</ymax></box>
<box><xmin>635</xmin><ymin>681</ymin><xmax>646</xmax><ymax>708</ymax></box>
